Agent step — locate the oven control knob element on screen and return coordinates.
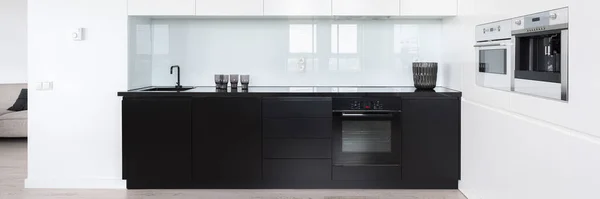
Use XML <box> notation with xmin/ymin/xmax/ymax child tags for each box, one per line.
<box><xmin>351</xmin><ymin>101</ymin><xmax>361</xmax><ymax>109</ymax></box>
<box><xmin>373</xmin><ymin>101</ymin><xmax>382</xmax><ymax>110</ymax></box>
<box><xmin>549</xmin><ymin>13</ymin><xmax>558</xmax><ymax>20</ymax></box>
<box><xmin>515</xmin><ymin>19</ymin><xmax>522</xmax><ymax>25</ymax></box>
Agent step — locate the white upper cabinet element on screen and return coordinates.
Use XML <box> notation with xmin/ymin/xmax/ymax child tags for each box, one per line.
<box><xmin>127</xmin><ymin>0</ymin><xmax>456</xmax><ymax>17</ymax></box>
<box><xmin>128</xmin><ymin>0</ymin><xmax>196</xmax><ymax>16</ymax></box>
<box><xmin>400</xmin><ymin>0</ymin><xmax>457</xmax><ymax>16</ymax></box>
<box><xmin>264</xmin><ymin>0</ymin><xmax>333</xmax><ymax>16</ymax></box>
<box><xmin>196</xmin><ymin>0</ymin><xmax>263</xmax><ymax>16</ymax></box>
<box><xmin>333</xmin><ymin>0</ymin><xmax>400</xmax><ymax>16</ymax></box>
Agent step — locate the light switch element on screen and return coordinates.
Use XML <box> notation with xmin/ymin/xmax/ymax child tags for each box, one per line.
<box><xmin>72</xmin><ymin>28</ymin><xmax>84</xmax><ymax>41</ymax></box>
<box><xmin>37</xmin><ymin>82</ymin><xmax>54</xmax><ymax>91</ymax></box>
<box><xmin>36</xmin><ymin>82</ymin><xmax>44</xmax><ymax>90</ymax></box>
<box><xmin>43</xmin><ymin>82</ymin><xmax>54</xmax><ymax>90</ymax></box>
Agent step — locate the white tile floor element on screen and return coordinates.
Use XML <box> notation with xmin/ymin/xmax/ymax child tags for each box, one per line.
<box><xmin>0</xmin><ymin>139</ymin><xmax>467</xmax><ymax>199</ymax></box>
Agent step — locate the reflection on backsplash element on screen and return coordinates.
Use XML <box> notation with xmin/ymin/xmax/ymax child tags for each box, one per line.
<box><xmin>132</xmin><ymin>19</ymin><xmax>443</xmax><ymax>87</ymax></box>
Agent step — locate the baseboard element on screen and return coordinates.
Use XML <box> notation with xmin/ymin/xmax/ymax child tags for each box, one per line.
<box><xmin>25</xmin><ymin>177</ymin><xmax>126</xmax><ymax>189</ymax></box>
<box><xmin>459</xmin><ymin>181</ymin><xmax>477</xmax><ymax>199</ymax></box>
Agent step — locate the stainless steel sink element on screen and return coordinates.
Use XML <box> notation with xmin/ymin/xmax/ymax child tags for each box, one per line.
<box><xmin>141</xmin><ymin>87</ymin><xmax>194</xmax><ymax>92</ymax></box>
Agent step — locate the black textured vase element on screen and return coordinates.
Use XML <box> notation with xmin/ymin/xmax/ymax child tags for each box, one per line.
<box><xmin>412</xmin><ymin>62</ymin><xmax>438</xmax><ymax>89</ymax></box>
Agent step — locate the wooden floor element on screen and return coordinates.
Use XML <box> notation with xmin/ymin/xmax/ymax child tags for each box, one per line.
<box><xmin>0</xmin><ymin>139</ymin><xmax>467</xmax><ymax>199</ymax></box>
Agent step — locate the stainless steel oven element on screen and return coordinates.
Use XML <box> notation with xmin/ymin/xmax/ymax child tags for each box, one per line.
<box><xmin>332</xmin><ymin>98</ymin><xmax>402</xmax><ymax>167</ymax></box>
<box><xmin>474</xmin><ymin>19</ymin><xmax>514</xmax><ymax>92</ymax></box>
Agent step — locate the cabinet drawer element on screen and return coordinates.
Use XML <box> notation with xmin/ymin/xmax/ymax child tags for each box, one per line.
<box><xmin>263</xmin><ymin>97</ymin><xmax>332</xmax><ymax>118</ymax></box>
<box><xmin>263</xmin><ymin>118</ymin><xmax>332</xmax><ymax>138</ymax></box>
<box><xmin>264</xmin><ymin>139</ymin><xmax>331</xmax><ymax>158</ymax></box>
<box><xmin>263</xmin><ymin>159</ymin><xmax>332</xmax><ymax>181</ymax></box>
<box><xmin>332</xmin><ymin>166</ymin><xmax>402</xmax><ymax>181</ymax></box>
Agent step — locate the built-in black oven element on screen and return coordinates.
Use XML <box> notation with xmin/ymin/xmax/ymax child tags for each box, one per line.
<box><xmin>332</xmin><ymin>97</ymin><xmax>402</xmax><ymax>167</ymax></box>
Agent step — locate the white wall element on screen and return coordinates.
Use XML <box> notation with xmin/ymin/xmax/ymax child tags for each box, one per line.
<box><xmin>442</xmin><ymin>0</ymin><xmax>600</xmax><ymax>198</ymax></box>
<box><xmin>461</xmin><ymin>101</ymin><xmax>600</xmax><ymax>199</ymax></box>
<box><xmin>0</xmin><ymin>0</ymin><xmax>27</xmax><ymax>83</ymax></box>
<box><xmin>27</xmin><ymin>0</ymin><xmax>127</xmax><ymax>188</ymax></box>
<box><xmin>144</xmin><ymin>19</ymin><xmax>445</xmax><ymax>87</ymax></box>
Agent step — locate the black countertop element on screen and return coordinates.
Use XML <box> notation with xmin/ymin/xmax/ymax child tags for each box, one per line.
<box><xmin>118</xmin><ymin>86</ymin><xmax>462</xmax><ymax>98</ymax></box>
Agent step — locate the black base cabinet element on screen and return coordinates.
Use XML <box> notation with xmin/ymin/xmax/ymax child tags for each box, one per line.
<box><xmin>122</xmin><ymin>98</ymin><xmax>192</xmax><ymax>188</ymax></box>
<box><xmin>192</xmin><ymin>97</ymin><xmax>262</xmax><ymax>183</ymax></box>
<box><xmin>401</xmin><ymin>98</ymin><xmax>461</xmax><ymax>182</ymax></box>
<box><xmin>121</xmin><ymin>95</ymin><xmax>460</xmax><ymax>189</ymax></box>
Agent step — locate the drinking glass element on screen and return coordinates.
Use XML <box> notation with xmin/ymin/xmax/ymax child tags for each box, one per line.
<box><xmin>240</xmin><ymin>75</ymin><xmax>250</xmax><ymax>89</ymax></box>
<box><xmin>214</xmin><ymin>74</ymin><xmax>223</xmax><ymax>89</ymax></box>
<box><xmin>230</xmin><ymin>74</ymin><xmax>239</xmax><ymax>88</ymax></box>
<box><xmin>222</xmin><ymin>75</ymin><xmax>229</xmax><ymax>89</ymax></box>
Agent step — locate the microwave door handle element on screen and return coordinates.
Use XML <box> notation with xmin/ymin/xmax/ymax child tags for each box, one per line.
<box><xmin>474</xmin><ymin>43</ymin><xmax>501</xmax><ymax>47</ymax></box>
<box><xmin>474</xmin><ymin>43</ymin><xmax>508</xmax><ymax>47</ymax></box>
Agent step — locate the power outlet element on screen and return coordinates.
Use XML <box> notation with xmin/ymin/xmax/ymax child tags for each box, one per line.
<box><xmin>297</xmin><ymin>57</ymin><xmax>306</xmax><ymax>72</ymax></box>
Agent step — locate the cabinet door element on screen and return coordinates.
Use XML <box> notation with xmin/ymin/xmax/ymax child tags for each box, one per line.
<box><xmin>192</xmin><ymin>97</ymin><xmax>262</xmax><ymax>182</ymax></box>
<box><xmin>264</xmin><ymin>0</ymin><xmax>332</xmax><ymax>16</ymax></box>
<box><xmin>196</xmin><ymin>0</ymin><xmax>263</xmax><ymax>16</ymax></box>
<box><xmin>401</xmin><ymin>98</ymin><xmax>460</xmax><ymax>181</ymax></box>
<box><xmin>333</xmin><ymin>0</ymin><xmax>400</xmax><ymax>16</ymax></box>
<box><xmin>128</xmin><ymin>0</ymin><xmax>196</xmax><ymax>16</ymax></box>
<box><xmin>122</xmin><ymin>98</ymin><xmax>192</xmax><ymax>185</ymax></box>
<box><xmin>400</xmin><ymin>0</ymin><xmax>457</xmax><ymax>16</ymax></box>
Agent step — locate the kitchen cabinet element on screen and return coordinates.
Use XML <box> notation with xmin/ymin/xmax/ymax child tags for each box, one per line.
<box><xmin>128</xmin><ymin>0</ymin><xmax>196</xmax><ymax>16</ymax></box>
<box><xmin>262</xmin><ymin>97</ymin><xmax>332</xmax><ymax>118</ymax></box>
<box><xmin>333</xmin><ymin>0</ymin><xmax>400</xmax><ymax>16</ymax></box>
<box><xmin>196</xmin><ymin>0</ymin><xmax>263</xmax><ymax>16</ymax></box>
<box><xmin>401</xmin><ymin>98</ymin><xmax>460</xmax><ymax>181</ymax></box>
<box><xmin>263</xmin><ymin>139</ymin><xmax>332</xmax><ymax>159</ymax></box>
<box><xmin>119</xmin><ymin>88</ymin><xmax>461</xmax><ymax>189</ymax></box>
<box><xmin>122</xmin><ymin>98</ymin><xmax>192</xmax><ymax>187</ymax></box>
<box><xmin>264</xmin><ymin>0</ymin><xmax>332</xmax><ymax>16</ymax></box>
<box><xmin>263</xmin><ymin>118</ymin><xmax>332</xmax><ymax>138</ymax></box>
<box><xmin>263</xmin><ymin>159</ymin><xmax>332</xmax><ymax>181</ymax></box>
<box><xmin>192</xmin><ymin>97</ymin><xmax>262</xmax><ymax>182</ymax></box>
<box><xmin>400</xmin><ymin>0</ymin><xmax>457</xmax><ymax>16</ymax></box>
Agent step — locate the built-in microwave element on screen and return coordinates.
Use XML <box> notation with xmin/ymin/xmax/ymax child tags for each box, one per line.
<box><xmin>474</xmin><ymin>19</ymin><xmax>514</xmax><ymax>92</ymax></box>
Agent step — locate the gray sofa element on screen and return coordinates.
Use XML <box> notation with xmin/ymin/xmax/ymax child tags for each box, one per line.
<box><xmin>0</xmin><ymin>84</ymin><xmax>27</xmax><ymax>137</ymax></box>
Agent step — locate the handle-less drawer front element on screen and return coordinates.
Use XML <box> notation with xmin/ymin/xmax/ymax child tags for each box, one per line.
<box><xmin>263</xmin><ymin>159</ymin><xmax>332</xmax><ymax>181</ymax></box>
<box><xmin>264</xmin><ymin>139</ymin><xmax>331</xmax><ymax>159</ymax></box>
<box><xmin>263</xmin><ymin>97</ymin><xmax>332</xmax><ymax>118</ymax></box>
<box><xmin>263</xmin><ymin>118</ymin><xmax>332</xmax><ymax>138</ymax></box>
<box><xmin>333</xmin><ymin>166</ymin><xmax>402</xmax><ymax>181</ymax></box>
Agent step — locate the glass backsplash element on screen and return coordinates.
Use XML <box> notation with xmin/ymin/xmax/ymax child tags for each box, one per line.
<box><xmin>129</xmin><ymin>18</ymin><xmax>444</xmax><ymax>88</ymax></box>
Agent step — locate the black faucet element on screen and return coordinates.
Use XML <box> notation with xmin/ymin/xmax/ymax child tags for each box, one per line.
<box><xmin>170</xmin><ymin>65</ymin><xmax>182</xmax><ymax>89</ymax></box>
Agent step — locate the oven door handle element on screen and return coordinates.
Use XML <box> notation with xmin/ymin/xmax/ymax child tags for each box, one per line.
<box><xmin>340</xmin><ymin>113</ymin><xmax>395</xmax><ymax>118</ymax></box>
<box><xmin>334</xmin><ymin>164</ymin><xmax>400</xmax><ymax>167</ymax></box>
